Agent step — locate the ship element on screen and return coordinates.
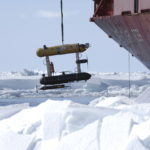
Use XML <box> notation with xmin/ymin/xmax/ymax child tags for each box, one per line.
<box><xmin>91</xmin><ymin>0</ymin><xmax>150</xmax><ymax>70</ymax></box>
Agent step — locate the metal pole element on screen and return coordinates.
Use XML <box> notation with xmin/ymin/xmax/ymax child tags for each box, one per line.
<box><xmin>45</xmin><ymin>56</ymin><xmax>52</xmax><ymax>77</ymax></box>
<box><xmin>43</xmin><ymin>45</ymin><xmax>52</xmax><ymax>77</ymax></box>
<box><xmin>76</xmin><ymin>53</ymin><xmax>81</xmax><ymax>73</ymax></box>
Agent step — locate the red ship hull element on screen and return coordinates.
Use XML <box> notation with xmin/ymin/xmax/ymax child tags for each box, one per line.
<box><xmin>91</xmin><ymin>0</ymin><xmax>150</xmax><ymax>70</ymax></box>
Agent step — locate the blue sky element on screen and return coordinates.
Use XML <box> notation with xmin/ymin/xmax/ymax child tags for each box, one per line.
<box><xmin>0</xmin><ymin>0</ymin><xmax>149</xmax><ymax>72</ymax></box>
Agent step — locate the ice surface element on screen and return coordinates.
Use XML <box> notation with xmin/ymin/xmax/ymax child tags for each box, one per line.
<box><xmin>53</xmin><ymin>120</ymin><xmax>101</xmax><ymax>150</ymax></box>
<box><xmin>0</xmin><ymin>71</ymin><xmax>150</xmax><ymax>99</ymax></box>
<box><xmin>136</xmin><ymin>87</ymin><xmax>150</xmax><ymax>103</ymax></box>
<box><xmin>0</xmin><ymin>103</ymin><xmax>29</xmax><ymax>120</ymax></box>
<box><xmin>0</xmin><ymin>71</ymin><xmax>150</xmax><ymax>149</ymax></box>
<box><xmin>100</xmin><ymin>112</ymin><xmax>136</xmax><ymax>150</ymax></box>
<box><xmin>0</xmin><ymin>99</ymin><xmax>149</xmax><ymax>150</ymax></box>
<box><xmin>125</xmin><ymin>137</ymin><xmax>148</xmax><ymax>150</ymax></box>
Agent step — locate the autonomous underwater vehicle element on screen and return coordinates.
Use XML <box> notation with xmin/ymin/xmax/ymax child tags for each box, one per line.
<box><xmin>37</xmin><ymin>43</ymin><xmax>91</xmax><ymax>90</ymax></box>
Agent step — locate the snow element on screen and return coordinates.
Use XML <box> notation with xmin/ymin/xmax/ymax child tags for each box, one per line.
<box><xmin>125</xmin><ymin>137</ymin><xmax>149</xmax><ymax>150</ymax></box>
<box><xmin>100</xmin><ymin>112</ymin><xmax>135</xmax><ymax>150</ymax></box>
<box><xmin>0</xmin><ymin>70</ymin><xmax>150</xmax><ymax>149</ymax></box>
<box><xmin>0</xmin><ymin>130</ymin><xmax>34</xmax><ymax>150</ymax></box>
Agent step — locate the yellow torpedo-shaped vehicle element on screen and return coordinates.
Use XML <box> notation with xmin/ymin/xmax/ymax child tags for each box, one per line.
<box><xmin>36</xmin><ymin>43</ymin><xmax>89</xmax><ymax>57</ymax></box>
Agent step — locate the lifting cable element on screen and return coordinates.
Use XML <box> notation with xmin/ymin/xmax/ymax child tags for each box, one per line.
<box><xmin>128</xmin><ymin>52</ymin><xmax>131</xmax><ymax>98</ymax></box>
<box><xmin>60</xmin><ymin>0</ymin><xmax>64</xmax><ymax>44</ymax></box>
